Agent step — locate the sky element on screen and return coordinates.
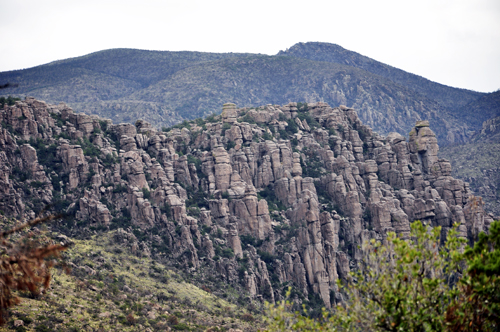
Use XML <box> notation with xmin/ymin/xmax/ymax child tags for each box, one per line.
<box><xmin>1</xmin><ymin>0</ymin><xmax>499</xmax><ymax>93</ymax></box>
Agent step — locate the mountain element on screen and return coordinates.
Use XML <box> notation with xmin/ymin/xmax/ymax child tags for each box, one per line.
<box><xmin>278</xmin><ymin>42</ymin><xmax>484</xmax><ymax>112</ymax></box>
<box><xmin>0</xmin><ymin>43</ymin><xmax>492</xmax><ymax>146</ymax></box>
<box><xmin>0</xmin><ymin>98</ymin><xmax>494</xmax><ymax>328</ymax></box>
<box><xmin>456</xmin><ymin>90</ymin><xmax>500</xmax><ymax>131</ymax></box>
<box><xmin>439</xmin><ymin>95</ymin><xmax>500</xmax><ymax>217</ymax></box>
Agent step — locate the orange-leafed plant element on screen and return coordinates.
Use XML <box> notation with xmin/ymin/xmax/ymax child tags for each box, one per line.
<box><xmin>0</xmin><ymin>214</ymin><xmax>69</xmax><ymax>324</ymax></box>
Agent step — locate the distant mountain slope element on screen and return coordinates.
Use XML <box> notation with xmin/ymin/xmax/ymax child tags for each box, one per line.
<box><xmin>127</xmin><ymin>55</ymin><xmax>465</xmax><ymax>143</ymax></box>
<box><xmin>0</xmin><ymin>49</ymin><xmax>249</xmax><ymax>102</ymax></box>
<box><xmin>440</xmin><ymin>110</ymin><xmax>500</xmax><ymax>216</ymax></box>
<box><xmin>0</xmin><ymin>42</ymin><xmax>492</xmax><ymax>144</ymax></box>
<box><xmin>278</xmin><ymin>42</ymin><xmax>484</xmax><ymax>114</ymax></box>
<box><xmin>456</xmin><ymin>90</ymin><xmax>500</xmax><ymax>130</ymax></box>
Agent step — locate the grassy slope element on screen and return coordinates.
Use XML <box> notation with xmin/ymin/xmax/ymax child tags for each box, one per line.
<box><xmin>1</xmin><ymin>231</ymin><xmax>262</xmax><ymax>332</ymax></box>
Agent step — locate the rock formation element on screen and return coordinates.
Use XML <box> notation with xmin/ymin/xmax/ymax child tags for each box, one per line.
<box><xmin>0</xmin><ymin>97</ymin><xmax>494</xmax><ymax>308</ymax></box>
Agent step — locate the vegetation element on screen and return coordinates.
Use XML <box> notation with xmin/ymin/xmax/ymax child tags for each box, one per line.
<box><xmin>440</xmin><ymin>142</ymin><xmax>500</xmax><ymax>216</ymax></box>
<box><xmin>0</xmin><ymin>231</ymin><xmax>261</xmax><ymax>331</ymax></box>
<box><xmin>264</xmin><ymin>220</ymin><xmax>500</xmax><ymax>331</ymax></box>
<box><xmin>0</xmin><ymin>96</ymin><xmax>21</xmax><ymax>108</ymax></box>
<box><xmin>0</xmin><ymin>43</ymin><xmax>484</xmax><ymax>144</ymax></box>
<box><xmin>0</xmin><ymin>214</ymin><xmax>68</xmax><ymax>325</ymax></box>
<box><xmin>446</xmin><ymin>220</ymin><xmax>500</xmax><ymax>331</ymax></box>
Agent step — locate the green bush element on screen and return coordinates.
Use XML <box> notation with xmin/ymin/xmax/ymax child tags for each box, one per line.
<box><xmin>238</xmin><ymin>114</ymin><xmax>256</xmax><ymax>124</ymax></box>
<box><xmin>265</xmin><ymin>220</ymin><xmax>500</xmax><ymax>331</ymax></box>
<box><xmin>172</xmin><ymin>323</ymin><xmax>190</xmax><ymax>330</ymax></box>
<box><xmin>0</xmin><ymin>96</ymin><xmax>20</xmax><ymax>107</ymax></box>
<box><xmin>446</xmin><ymin>220</ymin><xmax>500</xmax><ymax>330</ymax></box>
<box><xmin>286</xmin><ymin>119</ymin><xmax>298</xmax><ymax>134</ymax></box>
<box><xmin>262</xmin><ymin>131</ymin><xmax>273</xmax><ymax>141</ymax></box>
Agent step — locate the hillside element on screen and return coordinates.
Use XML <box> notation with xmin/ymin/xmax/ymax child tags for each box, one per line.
<box><xmin>0</xmin><ymin>223</ymin><xmax>260</xmax><ymax>332</ymax></box>
<box><xmin>0</xmin><ymin>97</ymin><xmax>495</xmax><ymax>330</ymax></box>
<box><xmin>439</xmin><ymin>109</ymin><xmax>500</xmax><ymax>216</ymax></box>
<box><xmin>0</xmin><ymin>42</ymin><xmax>491</xmax><ymax>146</ymax></box>
<box><xmin>278</xmin><ymin>42</ymin><xmax>484</xmax><ymax>113</ymax></box>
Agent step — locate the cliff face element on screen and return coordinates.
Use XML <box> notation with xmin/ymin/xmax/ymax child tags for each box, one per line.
<box><xmin>0</xmin><ymin>98</ymin><xmax>494</xmax><ymax>308</ymax></box>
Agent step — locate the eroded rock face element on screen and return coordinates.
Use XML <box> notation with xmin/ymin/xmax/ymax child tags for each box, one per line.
<box><xmin>0</xmin><ymin>98</ymin><xmax>494</xmax><ymax>309</ymax></box>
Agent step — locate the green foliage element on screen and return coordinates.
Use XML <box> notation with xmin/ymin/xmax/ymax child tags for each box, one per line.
<box><xmin>205</xmin><ymin>113</ymin><xmax>218</xmax><ymax>123</ymax></box>
<box><xmin>102</xmin><ymin>153</ymin><xmax>119</xmax><ymax>167</ymax></box>
<box><xmin>446</xmin><ymin>220</ymin><xmax>500</xmax><ymax>331</ymax></box>
<box><xmin>77</xmin><ymin>137</ymin><xmax>101</xmax><ymax>157</ymax></box>
<box><xmin>240</xmin><ymin>235</ymin><xmax>263</xmax><ymax>248</ymax></box>
<box><xmin>170</xmin><ymin>120</ymin><xmax>191</xmax><ymax>130</ymax></box>
<box><xmin>286</xmin><ymin>119</ymin><xmax>298</xmax><ymax>134</ymax></box>
<box><xmin>0</xmin><ymin>96</ymin><xmax>21</xmax><ymax>107</ymax></box>
<box><xmin>264</xmin><ymin>221</ymin><xmax>470</xmax><ymax>332</ymax></box>
<box><xmin>221</xmin><ymin>122</ymin><xmax>231</xmax><ymax>136</ymax></box>
<box><xmin>110</xmin><ymin>208</ymin><xmax>132</xmax><ymax>229</ymax></box>
<box><xmin>160</xmin><ymin>203</ymin><xmax>172</xmax><ymax>219</ymax></box>
<box><xmin>142</xmin><ymin>187</ymin><xmax>151</xmax><ymax>199</ymax></box>
<box><xmin>187</xmin><ymin>207</ymin><xmax>201</xmax><ymax>218</ymax></box>
<box><xmin>25</xmin><ymin>139</ymin><xmax>66</xmax><ymax>192</ymax></box>
<box><xmin>172</xmin><ymin>322</ymin><xmax>190</xmax><ymax>330</ymax></box>
<box><xmin>214</xmin><ymin>245</ymin><xmax>234</xmax><ymax>259</ymax></box>
<box><xmin>226</xmin><ymin>140</ymin><xmax>236</xmax><ymax>150</ymax></box>
<box><xmin>257</xmin><ymin>185</ymin><xmax>286</xmax><ymax>212</ymax></box>
<box><xmin>185</xmin><ymin>188</ymin><xmax>209</xmax><ymax>210</ymax></box>
<box><xmin>98</xmin><ymin>120</ymin><xmax>108</xmax><ymax>133</ymax></box>
<box><xmin>238</xmin><ymin>114</ymin><xmax>256</xmax><ymax>124</ymax></box>
<box><xmin>11</xmin><ymin>167</ymin><xmax>30</xmax><ymax>182</ymax></box>
<box><xmin>296</xmin><ymin>102</ymin><xmax>308</xmax><ymax>112</ymax></box>
<box><xmin>50</xmin><ymin>112</ymin><xmax>65</xmax><ymax>128</ymax></box>
<box><xmin>262</xmin><ymin>131</ymin><xmax>273</xmax><ymax>141</ymax></box>
<box><xmin>300</xmin><ymin>150</ymin><xmax>325</xmax><ymax>178</ymax></box>
<box><xmin>296</xmin><ymin>112</ymin><xmax>319</xmax><ymax>129</ymax></box>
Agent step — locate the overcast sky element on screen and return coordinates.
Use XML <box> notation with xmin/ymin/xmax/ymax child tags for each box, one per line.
<box><xmin>1</xmin><ymin>0</ymin><xmax>499</xmax><ymax>92</ymax></box>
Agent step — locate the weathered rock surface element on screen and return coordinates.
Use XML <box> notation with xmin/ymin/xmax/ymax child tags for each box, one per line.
<box><xmin>0</xmin><ymin>97</ymin><xmax>494</xmax><ymax>308</ymax></box>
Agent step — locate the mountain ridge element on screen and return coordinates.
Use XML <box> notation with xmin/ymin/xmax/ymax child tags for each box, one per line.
<box><xmin>0</xmin><ymin>97</ymin><xmax>495</xmax><ymax>319</ymax></box>
<box><xmin>1</xmin><ymin>42</ymin><xmax>494</xmax><ymax>144</ymax></box>
<box><xmin>278</xmin><ymin>42</ymin><xmax>484</xmax><ymax>108</ymax></box>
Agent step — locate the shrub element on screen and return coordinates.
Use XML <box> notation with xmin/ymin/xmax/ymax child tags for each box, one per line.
<box><xmin>262</xmin><ymin>131</ymin><xmax>273</xmax><ymax>141</ymax></box>
<box><xmin>241</xmin><ymin>313</ymin><xmax>254</xmax><ymax>322</ymax></box>
<box><xmin>0</xmin><ymin>215</ymin><xmax>68</xmax><ymax>325</ymax></box>
<box><xmin>446</xmin><ymin>220</ymin><xmax>500</xmax><ymax>330</ymax></box>
<box><xmin>286</xmin><ymin>119</ymin><xmax>298</xmax><ymax>134</ymax></box>
<box><xmin>239</xmin><ymin>114</ymin><xmax>256</xmax><ymax>124</ymax></box>
<box><xmin>205</xmin><ymin>113</ymin><xmax>218</xmax><ymax>123</ymax></box>
<box><xmin>0</xmin><ymin>96</ymin><xmax>20</xmax><ymax>108</ymax></box>
<box><xmin>263</xmin><ymin>221</ymin><xmax>470</xmax><ymax>331</ymax></box>
<box><xmin>296</xmin><ymin>102</ymin><xmax>308</xmax><ymax>112</ymax></box>
<box><xmin>173</xmin><ymin>323</ymin><xmax>190</xmax><ymax>330</ymax></box>
<box><xmin>126</xmin><ymin>313</ymin><xmax>136</xmax><ymax>325</ymax></box>
<box><xmin>167</xmin><ymin>315</ymin><xmax>179</xmax><ymax>325</ymax></box>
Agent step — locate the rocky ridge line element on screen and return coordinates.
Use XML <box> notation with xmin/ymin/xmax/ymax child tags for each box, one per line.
<box><xmin>0</xmin><ymin>97</ymin><xmax>494</xmax><ymax>309</ymax></box>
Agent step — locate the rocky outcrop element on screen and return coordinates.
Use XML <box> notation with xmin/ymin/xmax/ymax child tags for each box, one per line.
<box><xmin>0</xmin><ymin>97</ymin><xmax>494</xmax><ymax>309</ymax></box>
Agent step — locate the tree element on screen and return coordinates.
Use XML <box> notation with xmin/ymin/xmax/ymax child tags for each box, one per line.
<box><xmin>264</xmin><ymin>221</ymin><xmax>467</xmax><ymax>331</ymax></box>
<box><xmin>446</xmin><ymin>220</ymin><xmax>500</xmax><ymax>331</ymax></box>
<box><xmin>0</xmin><ymin>214</ymin><xmax>68</xmax><ymax>324</ymax></box>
